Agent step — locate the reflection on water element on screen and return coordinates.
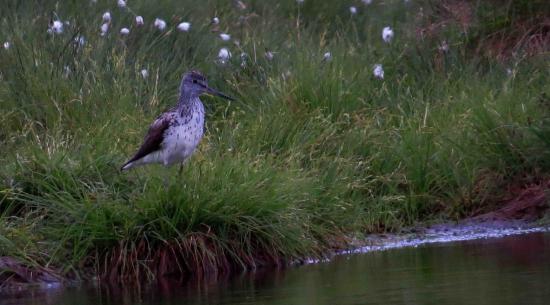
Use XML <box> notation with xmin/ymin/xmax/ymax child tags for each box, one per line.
<box><xmin>4</xmin><ymin>232</ymin><xmax>550</xmax><ymax>305</ymax></box>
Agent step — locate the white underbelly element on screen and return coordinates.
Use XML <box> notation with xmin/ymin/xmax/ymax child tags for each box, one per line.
<box><xmin>162</xmin><ymin>124</ymin><xmax>203</xmax><ymax>164</ymax></box>
<box><xmin>138</xmin><ymin>122</ymin><xmax>204</xmax><ymax>167</ymax></box>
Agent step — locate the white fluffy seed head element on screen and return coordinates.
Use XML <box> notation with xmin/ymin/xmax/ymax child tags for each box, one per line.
<box><xmin>218</xmin><ymin>48</ymin><xmax>232</xmax><ymax>65</ymax></box>
<box><xmin>323</xmin><ymin>52</ymin><xmax>332</xmax><ymax>61</ymax></box>
<box><xmin>50</xmin><ymin>20</ymin><xmax>64</xmax><ymax>34</ymax></box>
<box><xmin>219</xmin><ymin>33</ymin><xmax>231</xmax><ymax>41</ymax></box>
<box><xmin>120</xmin><ymin>27</ymin><xmax>130</xmax><ymax>35</ymax></box>
<box><xmin>3</xmin><ymin>41</ymin><xmax>10</xmax><ymax>50</ymax></box>
<box><xmin>265</xmin><ymin>51</ymin><xmax>274</xmax><ymax>61</ymax></box>
<box><xmin>218</xmin><ymin>47</ymin><xmax>231</xmax><ymax>60</ymax></box>
<box><xmin>382</xmin><ymin>26</ymin><xmax>394</xmax><ymax>43</ymax></box>
<box><xmin>135</xmin><ymin>16</ymin><xmax>144</xmax><ymax>26</ymax></box>
<box><xmin>212</xmin><ymin>17</ymin><xmax>220</xmax><ymax>24</ymax></box>
<box><xmin>438</xmin><ymin>40</ymin><xmax>449</xmax><ymax>52</ymax></box>
<box><xmin>102</xmin><ymin>12</ymin><xmax>111</xmax><ymax>22</ymax></box>
<box><xmin>350</xmin><ymin>6</ymin><xmax>357</xmax><ymax>14</ymax></box>
<box><xmin>154</xmin><ymin>18</ymin><xmax>166</xmax><ymax>31</ymax></box>
<box><xmin>373</xmin><ymin>64</ymin><xmax>384</xmax><ymax>79</ymax></box>
<box><xmin>177</xmin><ymin>22</ymin><xmax>191</xmax><ymax>32</ymax></box>
<box><xmin>100</xmin><ymin>23</ymin><xmax>109</xmax><ymax>36</ymax></box>
<box><xmin>140</xmin><ymin>69</ymin><xmax>148</xmax><ymax>79</ymax></box>
<box><xmin>117</xmin><ymin>0</ymin><xmax>126</xmax><ymax>8</ymax></box>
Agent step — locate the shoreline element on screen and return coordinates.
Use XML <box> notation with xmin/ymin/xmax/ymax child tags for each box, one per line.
<box><xmin>296</xmin><ymin>219</ymin><xmax>550</xmax><ymax>265</ymax></box>
<box><xmin>2</xmin><ymin>219</ymin><xmax>549</xmax><ymax>295</ymax></box>
<box><xmin>2</xmin><ymin>178</ymin><xmax>549</xmax><ymax>293</ymax></box>
<box><xmin>343</xmin><ymin>221</ymin><xmax>550</xmax><ymax>256</ymax></box>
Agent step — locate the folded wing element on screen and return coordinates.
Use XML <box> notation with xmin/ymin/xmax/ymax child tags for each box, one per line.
<box><xmin>121</xmin><ymin>113</ymin><xmax>171</xmax><ymax>171</ymax></box>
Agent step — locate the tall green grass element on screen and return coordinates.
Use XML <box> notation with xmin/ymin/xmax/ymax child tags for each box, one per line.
<box><xmin>1</xmin><ymin>0</ymin><xmax>549</xmax><ymax>282</ymax></box>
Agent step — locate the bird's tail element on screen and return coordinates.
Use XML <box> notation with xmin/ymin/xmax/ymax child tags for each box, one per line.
<box><xmin>120</xmin><ymin>160</ymin><xmax>136</xmax><ymax>171</ymax></box>
<box><xmin>121</xmin><ymin>155</ymin><xmax>149</xmax><ymax>171</ymax></box>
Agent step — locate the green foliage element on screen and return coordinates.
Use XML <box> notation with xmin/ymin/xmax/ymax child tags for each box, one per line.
<box><xmin>0</xmin><ymin>0</ymin><xmax>548</xmax><ymax>281</ymax></box>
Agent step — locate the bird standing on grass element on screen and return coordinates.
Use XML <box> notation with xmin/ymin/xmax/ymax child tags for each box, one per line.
<box><xmin>121</xmin><ymin>71</ymin><xmax>234</xmax><ymax>172</ymax></box>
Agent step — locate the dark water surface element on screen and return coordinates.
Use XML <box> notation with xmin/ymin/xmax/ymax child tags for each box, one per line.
<box><xmin>4</xmin><ymin>232</ymin><xmax>550</xmax><ymax>305</ymax></box>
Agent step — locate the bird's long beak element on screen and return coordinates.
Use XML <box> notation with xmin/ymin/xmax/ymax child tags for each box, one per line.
<box><xmin>205</xmin><ymin>85</ymin><xmax>235</xmax><ymax>101</ymax></box>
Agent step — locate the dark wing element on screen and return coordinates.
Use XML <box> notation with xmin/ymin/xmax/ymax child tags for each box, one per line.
<box><xmin>122</xmin><ymin>113</ymin><xmax>171</xmax><ymax>168</ymax></box>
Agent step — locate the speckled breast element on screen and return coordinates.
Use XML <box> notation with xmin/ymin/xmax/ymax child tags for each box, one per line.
<box><xmin>163</xmin><ymin>101</ymin><xmax>205</xmax><ymax>164</ymax></box>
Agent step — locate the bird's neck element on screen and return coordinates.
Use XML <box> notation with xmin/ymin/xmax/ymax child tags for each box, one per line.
<box><xmin>177</xmin><ymin>92</ymin><xmax>202</xmax><ymax>117</ymax></box>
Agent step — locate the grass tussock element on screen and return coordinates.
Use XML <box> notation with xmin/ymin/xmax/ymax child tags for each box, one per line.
<box><xmin>0</xmin><ymin>0</ymin><xmax>549</xmax><ymax>283</ymax></box>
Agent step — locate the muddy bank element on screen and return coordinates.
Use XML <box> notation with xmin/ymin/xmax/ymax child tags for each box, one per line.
<box><xmin>473</xmin><ymin>179</ymin><xmax>550</xmax><ymax>222</ymax></box>
<box><xmin>0</xmin><ymin>257</ymin><xmax>63</xmax><ymax>292</ymax></box>
<box><xmin>291</xmin><ymin>178</ymin><xmax>550</xmax><ymax>263</ymax></box>
<box><xmin>335</xmin><ymin>222</ymin><xmax>549</xmax><ymax>259</ymax></box>
<box><xmin>336</xmin><ymin>179</ymin><xmax>550</xmax><ymax>257</ymax></box>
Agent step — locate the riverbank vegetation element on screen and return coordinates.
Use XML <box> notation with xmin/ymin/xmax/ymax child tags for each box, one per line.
<box><xmin>1</xmin><ymin>0</ymin><xmax>549</xmax><ymax>284</ymax></box>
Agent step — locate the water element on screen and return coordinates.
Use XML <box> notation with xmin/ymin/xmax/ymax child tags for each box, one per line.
<box><xmin>4</xmin><ymin>232</ymin><xmax>550</xmax><ymax>305</ymax></box>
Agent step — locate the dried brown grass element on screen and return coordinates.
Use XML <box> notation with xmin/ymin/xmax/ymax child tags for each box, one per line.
<box><xmin>97</xmin><ymin>232</ymin><xmax>290</xmax><ymax>284</ymax></box>
<box><xmin>416</xmin><ymin>0</ymin><xmax>550</xmax><ymax>61</ymax></box>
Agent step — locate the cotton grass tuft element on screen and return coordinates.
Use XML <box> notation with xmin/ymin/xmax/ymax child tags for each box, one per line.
<box><xmin>102</xmin><ymin>12</ymin><xmax>111</xmax><ymax>22</ymax></box>
<box><xmin>48</xmin><ymin>20</ymin><xmax>64</xmax><ymax>34</ymax></box>
<box><xmin>154</xmin><ymin>18</ymin><xmax>167</xmax><ymax>31</ymax></box>
<box><xmin>220</xmin><ymin>33</ymin><xmax>231</xmax><ymax>41</ymax></box>
<box><xmin>135</xmin><ymin>16</ymin><xmax>144</xmax><ymax>26</ymax></box>
<box><xmin>382</xmin><ymin>27</ymin><xmax>394</xmax><ymax>43</ymax></box>
<box><xmin>177</xmin><ymin>22</ymin><xmax>191</xmax><ymax>32</ymax></box>
<box><xmin>140</xmin><ymin>69</ymin><xmax>149</xmax><ymax>79</ymax></box>
<box><xmin>218</xmin><ymin>47</ymin><xmax>231</xmax><ymax>64</ymax></box>
<box><xmin>373</xmin><ymin>64</ymin><xmax>384</xmax><ymax>79</ymax></box>
<box><xmin>100</xmin><ymin>23</ymin><xmax>109</xmax><ymax>36</ymax></box>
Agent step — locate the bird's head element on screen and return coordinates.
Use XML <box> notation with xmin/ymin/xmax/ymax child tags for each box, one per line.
<box><xmin>180</xmin><ymin>70</ymin><xmax>234</xmax><ymax>101</ymax></box>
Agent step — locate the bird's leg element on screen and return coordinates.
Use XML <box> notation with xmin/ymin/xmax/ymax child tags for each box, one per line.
<box><xmin>163</xmin><ymin>174</ymin><xmax>169</xmax><ymax>187</ymax></box>
<box><xmin>178</xmin><ymin>162</ymin><xmax>184</xmax><ymax>176</ymax></box>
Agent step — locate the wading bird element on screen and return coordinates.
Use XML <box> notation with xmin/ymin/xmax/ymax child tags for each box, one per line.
<box><xmin>121</xmin><ymin>71</ymin><xmax>234</xmax><ymax>172</ymax></box>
